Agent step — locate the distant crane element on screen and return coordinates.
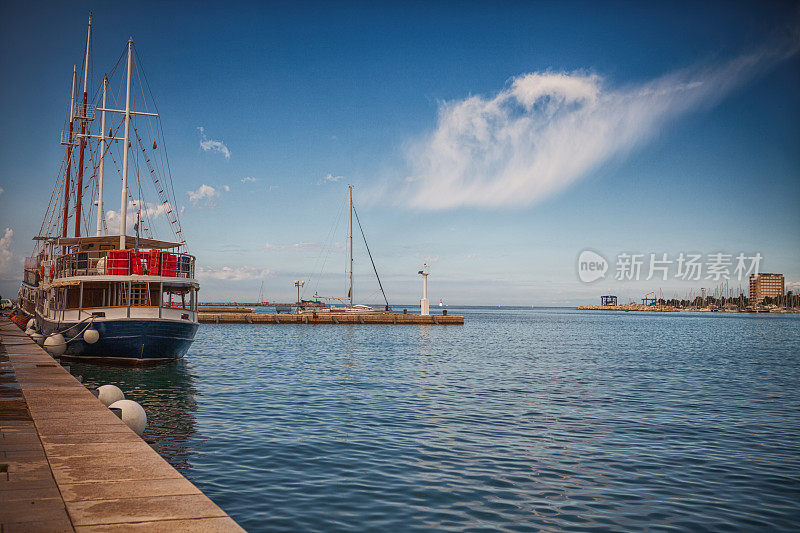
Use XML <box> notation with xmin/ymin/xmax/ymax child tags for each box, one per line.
<box><xmin>293</xmin><ymin>280</ymin><xmax>305</xmax><ymax>305</ymax></box>
<box><xmin>642</xmin><ymin>291</ymin><xmax>656</xmax><ymax>306</ymax></box>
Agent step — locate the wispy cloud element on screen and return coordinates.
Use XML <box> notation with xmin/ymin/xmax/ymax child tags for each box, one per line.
<box><xmin>105</xmin><ymin>201</ymin><xmax>176</xmax><ymax>230</ymax></box>
<box><xmin>186</xmin><ymin>184</ymin><xmax>220</xmax><ymax>207</ymax></box>
<box><xmin>223</xmin><ymin>185</ymin><xmax>231</xmax><ymax>192</ymax></box>
<box><xmin>401</xmin><ymin>40</ymin><xmax>798</xmax><ymax>209</ymax></box>
<box><xmin>324</xmin><ymin>173</ymin><xmax>343</xmax><ymax>182</ymax></box>
<box><xmin>198</xmin><ymin>126</ymin><xmax>231</xmax><ymax>159</ymax></box>
<box><xmin>263</xmin><ymin>241</ymin><xmax>322</xmax><ymax>252</ymax></box>
<box><xmin>0</xmin><ymin>227</ymin><xmax>14</xmax><ymax>280</ymax></box>
<box><xmin>241</xmin><ymin>177</ymin><xmax>257</xmax><ymax>184</ymax></box>
<box><xmin>0</xmin><ymin>186</ymin><xmax>4</xmax><ymax>197</ymax></box>
<box><xmin>197</xmin><ymin>265</ymin><xmax>272</xmax><ymax>281</ymax></box>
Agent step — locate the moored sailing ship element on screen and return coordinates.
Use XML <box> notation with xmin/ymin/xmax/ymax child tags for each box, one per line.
<box><xmin>18</xmin><ymin>14</ymin><xmax>199</xmax><ymax>362</ymax></box>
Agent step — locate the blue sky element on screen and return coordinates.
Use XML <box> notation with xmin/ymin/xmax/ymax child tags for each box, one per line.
<box><xmin>0</xmin><ymin>1</ymin><xmax>798</xmax><ymax>305</ymax></box>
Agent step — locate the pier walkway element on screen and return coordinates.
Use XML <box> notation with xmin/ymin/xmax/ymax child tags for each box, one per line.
<box><xmin>199</xmin><ymin>311</ymin><xmax>464</xmax><ymax>325</ymax></box>
<box><xmin>0</xmin><ymin>317</ymin><xmax>243</xmax><ymax>532</ymax></box>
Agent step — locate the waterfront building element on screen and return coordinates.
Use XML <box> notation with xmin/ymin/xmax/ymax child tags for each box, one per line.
<box><xmin>600</xmin><ymin>295</ymin><xmax>618</xmax><ymax>306</ymax></box>
<box><xmin>749</xmin><ymin>273</ymin><xmax>784</xmax><ymax>302</ymax></box>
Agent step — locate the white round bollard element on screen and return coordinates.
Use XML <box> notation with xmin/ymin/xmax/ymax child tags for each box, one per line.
<box><xmin>43</xmin><ymin>334</ymin><xmax>67</xmax><ymax>356</ymax></box>
<box><xmin>30</xmin><ymin>331</ymin><xmax>45</xmax><ymax>345</ymax></box>
<box><xmin>97</xmin><ymin>384</ymin><xmax>125</xmax><ymax>407</ymax></box>
<box><xmin>83</xmin><ymin>328</ymin><xmax>100</xmax><ymax>344</ymax></box>
<box><xmin>109</xmin><ymin>399</ymin><xmax>147</xmax><ymax>435</ymax></box>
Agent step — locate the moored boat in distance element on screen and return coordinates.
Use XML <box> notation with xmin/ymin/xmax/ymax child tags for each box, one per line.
<box><xmin>18</xmin><ymin>14</ymin><xmax>199</xmax><ymax>363</ymax></box>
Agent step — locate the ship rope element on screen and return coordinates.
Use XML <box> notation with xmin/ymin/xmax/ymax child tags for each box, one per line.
<box><xmin>132</xmin><ymin>44</ymin><xmax>187</xmax><ymax>251</ymax></box>
<box><xmin>301</xmin><ymin>193</ymin><xmax>347</xmax><ymax>301</ymax></box>
<box><xmin>352</xmin><ymin>203</ymin><xmax>390</xmax><ymax>309</ymax></box>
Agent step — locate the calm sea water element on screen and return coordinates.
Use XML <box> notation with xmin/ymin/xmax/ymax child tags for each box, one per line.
<box><xmin>70</xmin><ymin>308</ymin><xmax>800</xmax><ymax>531</ymax></box>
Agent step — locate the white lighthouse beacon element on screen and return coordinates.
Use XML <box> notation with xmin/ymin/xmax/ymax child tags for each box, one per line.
<box><xmin>418</xmin><ymin>263</ymin><xmax>430</xmax><ymax>315</ymax></box>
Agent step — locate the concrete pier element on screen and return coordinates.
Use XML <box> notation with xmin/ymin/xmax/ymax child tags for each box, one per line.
<box><xmin>199</xmin><ymin>312</ymin><xmax>464</xmax><ymax>325</ymax></box>
<box><xmin>577</xmin><ymin>304</ymin><xmax>680</xmax><ymax>312</ymax></box>
<box><xmin>0</xmin><ymin>317</ymin><xmax>243</xmax><ymax>532</ymax></box>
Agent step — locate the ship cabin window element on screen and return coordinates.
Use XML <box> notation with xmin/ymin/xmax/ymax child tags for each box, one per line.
<box><xmin>52</xmin><ymin>281</ymin><xmax>197</xmax><ymax>311</ymax></box>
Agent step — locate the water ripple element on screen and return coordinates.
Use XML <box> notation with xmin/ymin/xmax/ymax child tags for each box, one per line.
<box><xmin>71</xmin><ymin>308</ymin><xmax>800</xmax><ymax>531</ymax></box>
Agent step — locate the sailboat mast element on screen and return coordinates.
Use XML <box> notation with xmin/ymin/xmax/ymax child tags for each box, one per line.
<box><xmin>73</xmin><ymin>12</ymin><xmax>92</xmax><ymax>237</ymax></box>
<box><xmin>61</xmin><ymin>65</ymin><xmax>77</xmax><ymax>249</ymax></box>
<box><xmin>349</xmin><ymin>185</ymin><xmax>353</xmax><ymax>308</ymax></box>
<box><xmin>96</xmin><ymin>75</ymin><xmax>107</xmax><ymax>236</ymax></box>
<box><xmin>119</xmin><ymin>39</ymin><xmax>133</xmax><ymax>250</ymax></box>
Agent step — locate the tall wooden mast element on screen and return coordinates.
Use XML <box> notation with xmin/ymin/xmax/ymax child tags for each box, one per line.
<box><xmin>73</xmin><ymin>12</ymin><xmax>92</xmax><ymax>237</ymax></box>
<box><xmin>96</xmin><ymin>75</ymin><xmax>107</xmax><ymax>236</ymax></box>
<box><xmin>119</xmin><ymin>39</ymin><xmax>133</xmax><ymax>250</ymax></box>
<box><xmin>61</xmin><ymin>65</ymin><xmax>77</xmax><ymax>249</ymax></box>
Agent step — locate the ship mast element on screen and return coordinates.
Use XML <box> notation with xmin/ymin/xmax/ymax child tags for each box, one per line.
<box><xmin>349</xmin><ymin>185</ymin><xmax>353</xmax><ymax>308</ymax></box>
<box><xmin>61</xmin><ymin>65</ymin><xmax>77</xmax><ymax>250</ymax></box>
<box><xmin>73</xmin><ymin>12</ymin><xmax>92</xmax><ymax>237</ymax></box>
<box><xmin>119</xmin><ymin>39</ymin><xmax>133</xmax><ymax>250</ymax></box>
<box><xmin>96</xmin><ymin>75</ymin><xmax>107</xmax><ymax>236</ymax></box>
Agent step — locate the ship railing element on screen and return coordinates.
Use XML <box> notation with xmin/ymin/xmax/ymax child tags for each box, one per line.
<box><xmin>60</xmin><ymin>131</ymin><xmax>77</xmax><ymax>147</ymax></box>
<box><xmin>24</xmin><ymin>256</ymin><xmax>40</xmax><ymax>271</ymax></box>
<box><xmin>73</xmin><ymin>102</ymin><xmax>96</xmax><ymax>121</ymax></box>
<box><xmin>52</xmin><ymin>249</ymin><xmax>195</xmax><ymax>280</ymax></box>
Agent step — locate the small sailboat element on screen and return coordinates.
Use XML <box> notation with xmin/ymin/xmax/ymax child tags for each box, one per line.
<box><xmin>306</xmin><ymin>186</ymin><xmax>390</xmax><ymax>313</ymax></box>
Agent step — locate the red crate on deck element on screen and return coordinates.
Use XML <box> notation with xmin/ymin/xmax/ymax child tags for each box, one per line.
<box><xmin>107</xmin><ymin>250</ymin><xmax>130</xmax><ymax>275</ymax></box>
<box><xmin>162</xmin><ymin>253</ymin><xmax>178</xmax><ymax>277</ymax></box>
<box><xmin>130</xmin><ymin>250</ymin><xmax>145</xmax><ymax>275</ymax></box>
<box><xmin>148</xmin><ymin>250</ymin><xmax>162</xmax><ymax>276</ymax></box>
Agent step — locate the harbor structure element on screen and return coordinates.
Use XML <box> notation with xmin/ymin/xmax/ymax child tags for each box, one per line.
<box><xmin>419</xmin><ymin>264</ymin><xmax>430</xmax><ymax>315</ymax></box>
<box><xmin>600</xmin><ymin>295</ymin><xmax>618</xmax><ymax>306</ymax></box>
<box><xmin>198</xmin><ymin>309</ymin><xmax>462</xmax><ymax>324</ymax></box>
<box><xmin>749</xmin><ymin>273</ymin><xmax>784</xmax><ymax>303</ymax></box>
<box><xmin>0</xmin><ymin>316</ymin><xmax>242</xmax><ymax>530</ymax></box>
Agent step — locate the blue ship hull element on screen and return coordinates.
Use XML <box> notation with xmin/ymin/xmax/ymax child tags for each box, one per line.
<box><xmin>36</xmin><ymin>314</ymin><xmax>199</xmax><ymax>363</ymax></box>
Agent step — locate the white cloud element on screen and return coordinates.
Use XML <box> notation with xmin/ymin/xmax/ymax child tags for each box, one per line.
<box><xmin>186</xmin><ymin>184</ymin><xmax>220</xmax><ymax>207</ymax></box>
<box><xmin>197</xmin><ymin>126</ymin><xmax>231</xmax><ymax>159</ymax></box>
<box><xmin>402</xmin><ymin>42</ymin><xmax>798</xmax><ymax>209</ymax></box>
<box><xmin>197</xmin><ymin>265</ymin><xmax>272</xmax><ymax>281</ymax></box>
<box><xmin>0</xmin><ymin>228</ymin><xmax>14</xmax><ymax>280</ymax></box>
<box><xmin>241</xmin><ymin>177</ymin><xmax>257</xmax><ymax>184</ymax></box>
<box><xmin>324</xmin><ymin>173</ymin><xmax>343</xmax><ymax>182</ymax></box>
<box><xmin>105</xmin><ymin>201</ymin><xmax>175</xmax><ymax>231</ymax></box>
<box><xmin>786</xmin><ymin>281</ymin><xmax>800</xmax><ymax>292</ymax></box>
<box><xmin>223</xmin><ymin>185</ymin><xmax>231</xmax><ymax>192</ymax></box>
<box><xmin>0</xmin><ymin>186</ymin><xmax>4</xmax><ymax>196</ymax></box>
<box><xmin>263</xmin><ymin>241</ymin><xmax>320</xmax><ymax>252</ymax></box>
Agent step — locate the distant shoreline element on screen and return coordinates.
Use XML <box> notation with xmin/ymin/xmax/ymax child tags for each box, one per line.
<box><xmin>578</xmin><ymin>304</ymin><xmax>799</xmax><ymax>314</ymax></box>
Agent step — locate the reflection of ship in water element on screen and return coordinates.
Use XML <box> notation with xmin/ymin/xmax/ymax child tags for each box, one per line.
<box><xmin>68</xmin><ymin>361</ymin><xmax>198</xmax><ymax>473</ymax></box>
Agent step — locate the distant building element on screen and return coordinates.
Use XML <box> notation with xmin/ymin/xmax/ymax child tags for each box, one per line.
<box><xmin>600</xmin><ymin>295</ymin><xmax>617</xmax><ymax>306</ymax></box>
<box><xmin>749</xmin><ymin>273</ymin><xmax>784</xmax><ymax>302</ymax></box>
